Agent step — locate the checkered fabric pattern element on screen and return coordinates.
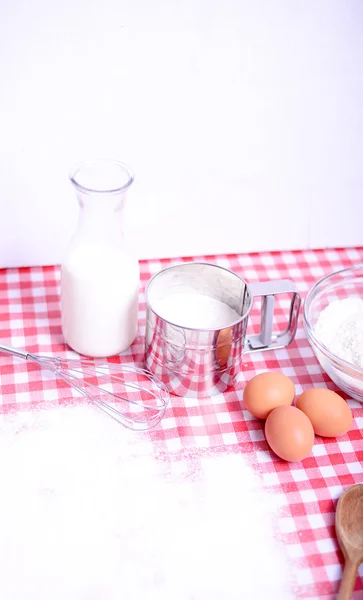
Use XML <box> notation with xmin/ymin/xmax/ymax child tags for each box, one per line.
<box><xmin>1</xmin><ymin>247</ymin><xmax>363</xmax><ymax>599</ymax></box>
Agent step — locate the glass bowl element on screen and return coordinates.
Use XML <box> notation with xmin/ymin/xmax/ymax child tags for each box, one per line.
<box><xmin>303</xmin><ymin>265</ymin><xmax>363</xmax><ymax>402</ymax></box>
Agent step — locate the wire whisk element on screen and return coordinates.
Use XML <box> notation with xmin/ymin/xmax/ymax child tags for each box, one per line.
<box><xmin>0</xmin><ymin>344</ymin><xmax>169</xmax><ymax>431</ymax></box>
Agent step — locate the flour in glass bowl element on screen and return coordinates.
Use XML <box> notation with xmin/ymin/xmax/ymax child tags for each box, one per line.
<box><xmin>0</xmin><ymin>404</ymin><xmax>295</xmax><ymax>600</ymax></box>
<box><xmin>315</xmin><ymin>298</ymin><xmax>363</xmax><ymax>368</ymax></box>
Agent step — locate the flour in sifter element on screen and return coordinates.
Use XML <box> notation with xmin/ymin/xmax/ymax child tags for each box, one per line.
<box><xmin>153</xmin><ymin>292</ymin><xmax>241</xmax><ymax>329</ymax></box>
<box><xmin>0</xmin><ymin>405</ymin><xmax>295</xmax><ymax>600</ymax></box>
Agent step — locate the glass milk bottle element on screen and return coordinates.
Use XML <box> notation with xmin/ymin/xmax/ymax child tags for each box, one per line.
<box><xmin>61</xmin><ymin>159</ymin><xmax>139</xmax><ymax>357</ymax></box>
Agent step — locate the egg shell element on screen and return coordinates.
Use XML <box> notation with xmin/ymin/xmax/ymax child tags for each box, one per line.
<box><xmin>296</xmin><ymin>388</ymin><xmax>353</xmax><ymax>437</ymax></box>
<box><xmin>243</xmin><ymin>371</ymin><xmax>295</xmax><ymax>419</ymax></box>
<box><xmin>265</xmin><ymin>405</ymin><xmax>315</xmax><ymax>462</ymax></box>
<box><xmin>215</xmin><ymin>327</ymin><xmax>233</xmax><ymax>368</ymax></box>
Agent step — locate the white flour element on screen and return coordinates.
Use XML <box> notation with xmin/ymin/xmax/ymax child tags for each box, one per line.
<box><xmin>153</xmin><ymin>292</ymin><xmax>241</xmax><ymax>329</ymax></box>
<box><xmin>315</xmin><ymin>298</ymin><xmax>363</xmax><ymax>367</ymax></box>
<box><xmin>0</xmin><ymin>405</ymin><xmax>294</xmax><ymax>600</ymax></box>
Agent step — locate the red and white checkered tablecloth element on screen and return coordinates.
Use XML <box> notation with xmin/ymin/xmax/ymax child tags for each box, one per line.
<box><xmin>1</xmin><ymin>247</ymin><xmax>363</xmax><ymax>599</ymax></box>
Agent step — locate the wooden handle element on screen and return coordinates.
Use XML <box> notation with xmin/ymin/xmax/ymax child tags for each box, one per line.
<box><xmin>338</xmin><ymin>560</ymin><xmax>358</xmax><ymax>600</ymax></box>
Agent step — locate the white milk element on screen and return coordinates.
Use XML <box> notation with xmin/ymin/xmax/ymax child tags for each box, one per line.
<box><xmin>61</xmin><ymin>245</ymin><xmax>139</xmax><ymax>357</ymax></box>
<box><xmin>61</xmin><ymin>160</ymin><xmax>139</xmax><ymax>357</ymax></box>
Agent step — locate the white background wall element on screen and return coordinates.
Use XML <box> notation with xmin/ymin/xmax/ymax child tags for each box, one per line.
<box><xmin>0</xmin><ymin>0</ymin><xmax>362</xmax><ymax>268</ymax></box>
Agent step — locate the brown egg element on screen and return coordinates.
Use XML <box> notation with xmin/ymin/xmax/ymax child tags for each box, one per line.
<box><xmin>265</xmin><ymin>405</ymin><xmax>315</xmax><ymax>462</ymax></box>
<box><xmin>243</xmin><ymin>371</ymin><xmax>295</xmax><ymax>419</ymax></box>
<box><xmin>296</xmin><ymin>388</ymin><xmax>353</xmax><ymax>437</ymax></box>
<box><xmin>215</xmin><ymin>327</ymin><xmax>233</xmax><ymax>368</ymax></box>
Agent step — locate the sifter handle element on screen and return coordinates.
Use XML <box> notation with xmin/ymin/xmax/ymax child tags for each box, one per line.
<box><xmin>245</xmin><ymin>280</ymin><xmax>301</xmax><ymax>353</ymax></box>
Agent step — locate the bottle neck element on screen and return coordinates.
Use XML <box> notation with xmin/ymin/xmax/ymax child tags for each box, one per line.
<box><xmin>76</xmin><ymin>191</ymin><xmax>126</xmax><ymax>246</ymax></box>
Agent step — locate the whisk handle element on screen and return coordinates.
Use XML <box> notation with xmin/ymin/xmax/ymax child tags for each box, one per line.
<box><xmin>0</xmin><ymin>344</ymin><xmax>29</xmax><ymax>360</ymax></box>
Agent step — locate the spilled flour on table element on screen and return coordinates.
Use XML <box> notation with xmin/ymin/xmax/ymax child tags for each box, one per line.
<box><xmin>0</xmin><ymin>405</ymin><xmax>295</xmax><ymax>599</ymax></box>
